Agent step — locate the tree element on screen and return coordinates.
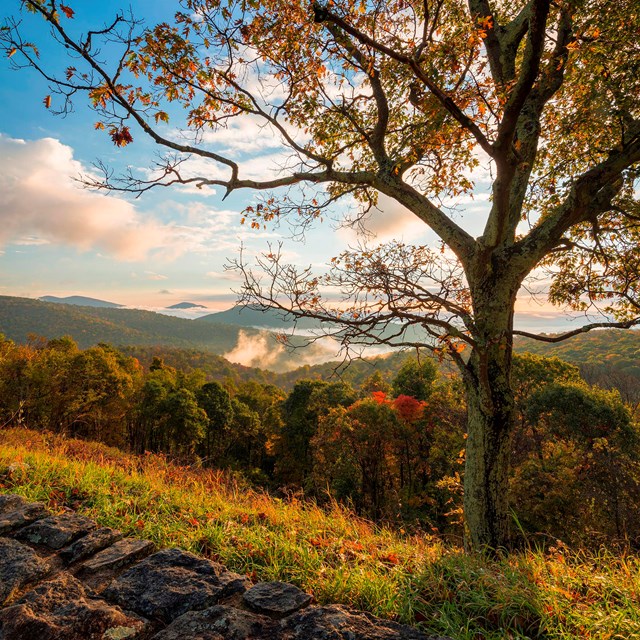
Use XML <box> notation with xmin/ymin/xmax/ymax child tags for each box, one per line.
<box><xmin>392</xmin><ymin>356</ymin><xmax>438</xmax><ymax>401</ymax></box>
<box><xmin>313</xmin><ymin>397</ymin><xmax>399</xmax><ymax>517</ymax></box>
<box><xmin>4</xmin><ymin>0</ymin><xmax>639</xmax><ymax>550</ymax></box>
<box><xmin>197</xmin><ymin>381</ymin><xmax>234</xmax><ymax>462</ymax></box>
<box><xmin>163</xmin><ymin>387</ymin><xmax>208</xmax><ymax>456</ymax></box>
<box><xmin>512</xmin><ymin>381</ymin><xmax>640</xmax><ymax>542</ymax></box>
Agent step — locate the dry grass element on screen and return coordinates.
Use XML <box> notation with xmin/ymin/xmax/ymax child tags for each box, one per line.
<box><xmin>1</xmin><ymin>427</ymin><xmax>639</xmax><ymax>639</ymax></box>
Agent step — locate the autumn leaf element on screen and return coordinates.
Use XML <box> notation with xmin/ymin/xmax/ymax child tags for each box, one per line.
<box><xmin>60</xmin><ymin>5</ymin><xmax>75</xmax><ymax>19</ymax></box>
<box><xmin>371</xmin><ymin>390</ymin><xmax>389</xmax><ymax>405</ymax></box>
<box><xmin>94</xmin><ymin>121</ymin><xmax>105</xmax><ymax>130</ymax></box>
<box><xmin>110</xmin><ymin>126</ymin><xmax>133</xmax><ymax>147</ymax></box>
<box><xmin>153</xmin><ymin>111</ymin><xmax>170</xmax><ymax>124</ymax></box>
<box><xmin>43</xmin><ymin>95</ymin><xmax>51</xmax><ymax>109</ymax></box>
<box><xmin>7</xmin><ymin>47</ymin><xmax>17</xmax><ymax>58</ymax></box>
<box><xmin>379</xmin><ymin>552</ymin><xmax>400</xmax><ymax>565</ymax></box>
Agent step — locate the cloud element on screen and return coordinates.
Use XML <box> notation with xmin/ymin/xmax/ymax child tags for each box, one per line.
<box><xmin>223</xmin><ymin>330</ymin><xmax>287</xmax><ymax>369</ymax></box>
<box><xmin>339</xmin><ymin>193</ymin><xmax>435</xmax><ymax>245</ymax></box>
<box><xmin>199</xmin><ymin>116</ymin><xmax>287</xmax><ymax>157</ymax></box>
<box><xmin>0</xmin><ymin>135</ymin><xmax>187</xmax><ymax>260</ymax></box>
<box><xmin>223</xmin><ymin>329</ymin><xmax>337</xmax><ymax>371</ymax></box>
<box><xmin>145</xmin><ymin>271</ymin><xmax>168</xmax><ymax>281</ymax></box>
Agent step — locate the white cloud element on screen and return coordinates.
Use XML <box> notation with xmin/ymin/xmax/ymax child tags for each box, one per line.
<box><xmin>223</xmin><ymin>329</ymin><xmax>286</xmax><ymax>369</ymax></box>
<box><xmin>145</xmin><ymin>271</ymin><xmax>168</xmax><ymax>281</ymax></box>
<box><xmin>339</xmin><ymin>193</ymin><xmax>434</xmax><ymax>245</ymax></box>
<box><xmin>0</xmin><ymin>135</ymin><xmax>186</xmax><ymax>260</ymax></box>
<box><xmin>199</xmin><ymin>116</ymin><xmax>286</xmax><ymax>157</ymax></box>
<box><xmin>0</xmin><ymin>135</ymin><xmax>286</xmax><ymax>262</ymax></box>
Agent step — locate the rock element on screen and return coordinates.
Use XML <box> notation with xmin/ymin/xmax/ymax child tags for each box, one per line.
<box><xmin>103</xmin><ymin>548</ymin><xmax>251</xmax><ymax>623</ymax></box>
<box><xmin>0</xmin><ymin>494</ymin><xmax>48</xmax><ymax>534</ymax></box>
<box><xmin>150</xmin><ymin>604</ymin><xmax>279</xmax><ymax>640</ymax></box>
<box><xmin>16</xmin><ymin>512</ymin><xmax>97</xmax><ymax>549</ymax></box>
<box><xmin>0</xmin><ymin>493</ymin><xmax>28</xmax><ymax>514</ymax></box>
<box><xmin>59</xmin><ymin>527</ymin><xmax>124</xmax><ymax>564</ymax></box>
<box><xmin>0</xmin><ymin>572</ymin><xmax>150</xmax><ymax>640</ymax></box>
<box><xmin>0</xmin><ymin>538</ymin><xmax>53</xmax><ymax>605</ymax></box>
<box><xmin>243</xmin><ymin>581</ymin><xmax>312</xmax><ymax>618</ymax></box>
<box><xmin>281</xmin><ymin>605</ymin><xmax>449</xmax><ymax>640</ymax></box>
<box><xmin>79</xmin><ymin>538</ymin><xmax>155</xmax><ymax>574</ymax></box>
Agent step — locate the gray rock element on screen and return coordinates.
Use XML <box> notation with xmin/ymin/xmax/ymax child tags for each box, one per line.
<box><xmin>0</xmin><ymin>538</ymin><xmax>52</xmax><ymax>605</ymax></box>
<box><xmin>243</xmin><ymin>581</ymin><xmax>312</xmax><ymax>618</ymax></box>
<box><xmin>281</xmin><ymin>605</ymin><xmax>448</xmax><ymax>640</ymax></box>
<box><xmin>0</xmin><ymin>494</ymin><xmax>28</xmax><ymax>514</ymax></box>
<box><xmin>151</xmin><ymin>604</ymin><xmax>279</xmax><ymax>640</ymax></box>
<box><xmin>79</xmin><ymin>537</ymin><xmax>155</xmax><ymax>573</ymax></box>
<box><xmin>16</xmin><ymin>512</ymin><xmax>97</xmax><ymax>549</ymax></box>
<box><xmin>0</xmin><ymin>494</ymin><xmax>48</xmax><ymax>534</ymax></box>
<box><xmin>59</xmin><ymin>527</ymin><xmax>124</xmax><ymax>564</ymax></box>
<box><xmin>0</xmin><ymin>572</ymin><xmax>150</xmax><ymax>640</ymax></box>
<box><xmin>103</xmin><ymin>548</ymin><xmax>251</xmax><ymax>623</ymax></box>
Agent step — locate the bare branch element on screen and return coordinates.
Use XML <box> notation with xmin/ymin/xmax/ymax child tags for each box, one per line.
<box><xmin>514</xmin><ymin>318</ymin><xmax>640</xmax><ymax>343</ymax></box>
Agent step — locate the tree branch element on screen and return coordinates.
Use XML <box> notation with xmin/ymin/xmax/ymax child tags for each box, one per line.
<box><xmin>514</xmin><ymin>318</ymin><xmax>640</xmax><ymax>343</ymax></box>
<box><xmin>312</xmin><ymin>2</ymin><xmax>495</xmax><ymax>158</ymax></box>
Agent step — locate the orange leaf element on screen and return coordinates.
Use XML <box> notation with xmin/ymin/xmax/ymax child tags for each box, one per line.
<box><xmin>380</xmin><ymin>552</ymin><xmax>400</xmax><ymax>565</ymax></box>
<box><xmin>60</xmin><ymin>4</ymin><xmax>75</xmax><ymax>19</ymax></box>
<box><xmin>43</xmin><ymin>95</ymin><xmax>51</xmax><ymax>109</ymax></box>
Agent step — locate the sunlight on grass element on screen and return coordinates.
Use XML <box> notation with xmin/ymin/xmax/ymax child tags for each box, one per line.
<box><xmin>1</xmin><ymin>428</ymin><xmax>639</xmax><ymax>639</ymax></box>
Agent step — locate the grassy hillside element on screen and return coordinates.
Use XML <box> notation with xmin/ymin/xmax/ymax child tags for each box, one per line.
<box><xmin>0</xmin><ymin>295</ymin><xmax>259</xmax><ymax>353</ymax></box>
<box><xmin>1</xmin><ymin>427</ymin><xmax>639</xmax><ymax>639</ymax></box>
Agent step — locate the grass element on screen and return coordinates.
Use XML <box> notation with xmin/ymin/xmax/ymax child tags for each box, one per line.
<box><xmin>1</xmin><ymin>427</ymin><xmax>639</xmax><ymax>639</ymax></box>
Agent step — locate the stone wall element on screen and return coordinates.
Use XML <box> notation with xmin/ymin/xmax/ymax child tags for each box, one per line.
<box><xmin>0</xmin><ymin>494</ymin><xmax>452</xmax><ymax>640</ymax></box>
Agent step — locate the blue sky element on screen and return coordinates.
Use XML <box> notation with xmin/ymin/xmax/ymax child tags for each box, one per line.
<box><xmin>0</xmin><ymin>1</ymin><xmax>577</xmax><ymax>331</ymax></box>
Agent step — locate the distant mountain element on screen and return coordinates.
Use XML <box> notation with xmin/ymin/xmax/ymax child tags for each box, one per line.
<box><xmin>197</xmin><ymin>305</ymin><xmax>333</xmax><ymax>330</ymax></box>
<box><xmin>198</xmin><ymin>305</ymin><xmax>433</xmax><ymax>348</ymax></box>
<box><xmin>40</xmin><ymin>295</ymin><xmax>123</xmax><ymax>309</ymax></box>
<box><xmin>0</xmin><ymin>295</ymin><xmax>259</xmax><ymax>354</ymax></box>
<box><xmin>166</xmin><ymin>302</ymin><xmax>207</xmax><ymax>310</ymax></box>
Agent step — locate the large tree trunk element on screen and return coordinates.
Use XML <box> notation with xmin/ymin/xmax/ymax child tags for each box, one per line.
<box><xmin>462</xmin><ymin>272</ymin><xmax>519</xmax><ymax>552</ymax></box>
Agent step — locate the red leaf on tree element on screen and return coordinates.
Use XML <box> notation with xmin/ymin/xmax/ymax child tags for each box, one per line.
<box><xmin>110</xmin><ymin>126</ymin><xmax>133</xmax><ymax>147</ymax></box>
<box><xmin>43</xmin><ymin>95</ymin><xmax>51</xmax><ymax>109</ymax></box>
<box><xmin>60</xmin><ymin>5</ymin><xmax>75</xmax><ymax>19</ymax></box>
<box><xmin>371</xmin><ymin>390</ymin><xmax>389</xmax><ymax>405</ymax></box>
<box><xmin>393</xmin><ymin>394</ymin><xmax>426</xmax><ymax>423</ymax></box>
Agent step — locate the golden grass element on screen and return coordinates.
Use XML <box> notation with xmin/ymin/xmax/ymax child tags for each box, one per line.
<box><xmin>1</xmin><ymin>427</ymin><xmax>639</xmax><ymax>639</ymax></box>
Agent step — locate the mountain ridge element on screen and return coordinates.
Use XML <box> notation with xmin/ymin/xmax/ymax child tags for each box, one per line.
<box><xmin>39</xmin><ymin>295</ymin><xmax>124</xmax><ymax>308</ymax></box>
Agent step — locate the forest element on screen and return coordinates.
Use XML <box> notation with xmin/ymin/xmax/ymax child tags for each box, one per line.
<box><xmin>2</xmin><ymin>333</ymin><xmax>639</xmax><ymax>548</ymax></box>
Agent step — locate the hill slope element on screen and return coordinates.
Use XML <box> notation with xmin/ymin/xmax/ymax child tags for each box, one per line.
<box><xmin>514</xmin><ymin>329</ymin><xmax>640</xmax><ymax>377</ymax></box>
<box><xmin>39</xmin><ymin>295</ymin><xmax>124</xmax><ymax>308</ymax></box>
<box><xmin>197</xmin><ymin>305</ymin><xmax>324</xmax><ymax>329</ymax></box>
<box><xmin>1</xmin><ymin>427</ymin><xmax>638</xmax><ymax>640</ymax></box>
<box><xmin>0</xmin><ymin>295</ymin><xmax>259</xmax><ymax>353</ymax></box>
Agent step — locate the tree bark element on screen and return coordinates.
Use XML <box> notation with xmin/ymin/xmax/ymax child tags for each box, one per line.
<box><xmin>462</xmin><ymin>267</ymin><xmax>520</xmax><ymax>552</ymax></box>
